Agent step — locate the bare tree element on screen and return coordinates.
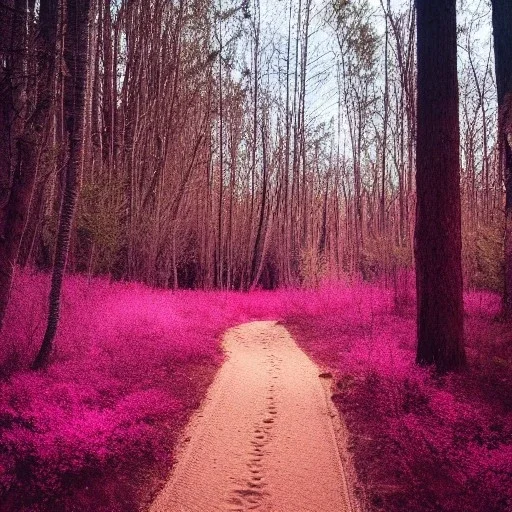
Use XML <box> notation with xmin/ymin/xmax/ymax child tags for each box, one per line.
<box><xmin>0</xmin><ymin>0</ymin><xmax>59</xmax><ymax>329</ymax></box>
<box><xmin>0</xmin><ymin>0</ymin><xmax>501</xmax><ymax>305</ymax></box>
<box><xmin>490</xmin><ymin>0</ymin><xmax>512</xmax><ymax>316</ymax></box>
<box><xmin>415</xmin><ymin>0</ymin><xmax>466</xmax><ymax>372</ymax></box>
<box><xmin>33</xmin><ymin>0</ymin><xmax>92</xmax><ymax>369</ymax></box>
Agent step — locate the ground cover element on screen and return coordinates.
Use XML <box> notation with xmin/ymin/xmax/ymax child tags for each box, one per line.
<box><xmin>288</xmin><ymin>283</ymin><xmax>512</xmax><ymax>512</ymax></box>
<box><xmin>0</xmin><ymin>270</ymin><xmax>510</xmax><ymax>511</ymax></box>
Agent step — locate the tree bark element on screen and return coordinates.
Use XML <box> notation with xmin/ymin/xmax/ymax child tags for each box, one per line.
<box><xmin>490</xmin><ymin>0</ymin><xmax>512</xmax><ymax>316</ymax></box>
<box><xmin>0</xmin><ymin>0</ymin><xmax>59</xmax><ymax>329</ymax></box>
<box><xmin>33</xmin><ymin>0</ymin><xmax>91</xmax><ymax>369</ymax></box>
<box><xmin>415</xmin><ymin>0</ymin><xmax>466</xmax><ymax>372</ymax></box>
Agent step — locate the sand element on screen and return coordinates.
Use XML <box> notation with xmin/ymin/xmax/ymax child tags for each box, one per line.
<box><xmin>149</xmin><ymin>321</ymin><xmax>355</xmax><ymax>512</ymax></box>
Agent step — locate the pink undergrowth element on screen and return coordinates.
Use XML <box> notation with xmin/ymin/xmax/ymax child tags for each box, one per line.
<box><xmin>0</xmin><ymin>271</ymin><xmax>297</xmax><ymax>511</ymax></box>
<box><xmin>0</xmin><ymin>270</ymin><xmax>511</xmax><ymax>511</ymax></box>
<box><xmin>287</xmin><ymin>284</ymin><xmax>512</xmax><ymax>512</ymax></box>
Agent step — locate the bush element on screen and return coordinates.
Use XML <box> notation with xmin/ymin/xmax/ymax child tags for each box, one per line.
<box><xmin>463</xmin><ymin>221</ymin><xmax>504</xmax><ymax>292</ymax></box>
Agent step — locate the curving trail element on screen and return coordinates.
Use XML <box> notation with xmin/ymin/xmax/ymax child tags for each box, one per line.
<box><xmin>150</xmin><ymin>321</ymin><xmax>355</xmax><ymax>512</ymax></box>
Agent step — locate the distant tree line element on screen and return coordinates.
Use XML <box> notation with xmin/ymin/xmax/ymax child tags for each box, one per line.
<box><xmin>0</xmin><ymin>0</ymin><xmax>510</xmax><ymax>370</ymax></box>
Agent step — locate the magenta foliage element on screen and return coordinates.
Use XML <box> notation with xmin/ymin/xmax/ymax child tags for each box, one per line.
<box><xmin>0</xmin><ymin>270</ymin><xmax>296</xmax><ymax>510</ymax></box>
<box><xmin>288</xmin><ymin>284</ymin><xmax>512</xmax><ymax>512</ymax></box>
<box><xmin>0</xmin><ymin>271</ymin><xmax>510</xmax><ymax>511</ymax></box>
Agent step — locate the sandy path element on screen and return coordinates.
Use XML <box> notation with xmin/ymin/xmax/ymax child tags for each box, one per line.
<box><xmin>150</xmin><ymin>321</ymin><xmax>354</xmax><ymax>512</ymax></box>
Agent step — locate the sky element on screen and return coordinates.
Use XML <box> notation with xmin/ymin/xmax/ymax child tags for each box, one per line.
<box><xmin>253</xmin><ymin>0</ymin><xmax>495</xmax><ymax>131</ymax></box>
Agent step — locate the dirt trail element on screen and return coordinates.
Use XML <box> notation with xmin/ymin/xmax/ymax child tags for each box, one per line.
<box><xmin>150</xmin><ymin>320</ymin><xmax>355</xmax><ymax>512</ymax></box>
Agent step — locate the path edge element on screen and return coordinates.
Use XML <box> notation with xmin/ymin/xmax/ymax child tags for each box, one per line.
<box><xmin>318</xmin><ymin>370</ymin><xmax>366</xmax><ymax>512</ymax></box>
<box><xmin>279</xmin><ymin>319</ymin><xmax>366</xmax><ymax>512</ymax></box>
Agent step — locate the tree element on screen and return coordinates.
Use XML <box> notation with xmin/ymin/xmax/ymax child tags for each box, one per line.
<box><xmin>33</xmin><ymin>0</ymin><xmax>92</xmax><ymax>369</ymax></box>
<box><xmin>0</xmin><ymin>0</ymin><xmax>59</xmax><ymax>329</ymax></box>
<box><xmin>415</xmin><ymin>0</ymin><xmax>466</xmax><ymax>372</ymax></box>
<box><xmin>0</xmin><ymin>0</ymin><xmax>499</xmax><ymax>298</ymax></box>
<box><xmin>490</xmin><ymin>0</ymin><xmax>512</xmax><ymax>316</ymax></box>
<box><xmin>331</xmin><ymin>0</ymin><xmax>379</xmax><ymax>270</ymax></box>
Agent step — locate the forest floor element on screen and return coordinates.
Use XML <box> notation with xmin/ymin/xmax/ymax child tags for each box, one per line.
<box><xmin>0</xmin><ymin>271</ymin><xmax>511</xmax><ymax>511</ymax></box>
<box><xmin>150</xmin><ymin>320</ymin><xmax>356</xmax><ymax>512</ymax></box>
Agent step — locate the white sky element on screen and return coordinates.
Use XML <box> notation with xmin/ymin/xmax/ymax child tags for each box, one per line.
<box><xmin>227</xmin><ymin>0</ymin><xmax>495</xmax><ymax>157</ymax></box>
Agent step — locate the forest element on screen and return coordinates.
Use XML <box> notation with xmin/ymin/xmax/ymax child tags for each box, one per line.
<box><xmin>0</xmin><ymin>0</ymin><xmax>511</xmax><ymax>511</ymax></box>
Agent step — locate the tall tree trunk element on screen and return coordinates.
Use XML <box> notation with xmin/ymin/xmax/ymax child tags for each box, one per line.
<box><xmin>380</xmin><ymin>0</ymin><xmax>390</xmax><ymax>235</ymax></box>
<box><xmin>490</xmin><ymin>0</ymin><xmax>512</xmax><ymax>317</ymax></box>
<box><xmin>250</xmin><ymin>117</ymin><xmax>269</xmax><ymax>289</ymax></box>
<box><xmin>0</xmin><ymin>0</ymin><xmax>59</xmax><ymax>329</ymax></box>
<box><xmin>33</xmin><ymin>0</ymin><xmax>91</xmax><ymax>369</ymax></box>
<box><xmin>415</xmin><ymin>0</ymin><xmax>466</xmax><ymax>372</ymax></box>
<box><xmin>216</xmin><ymin>9</ymin><xmax>224</xmax><ymax>289</ymax></box>
<box><xmin>0</xmin><ymin>0</ymin><xmax>15</xmax><ymax>231</ymax></box>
